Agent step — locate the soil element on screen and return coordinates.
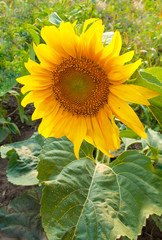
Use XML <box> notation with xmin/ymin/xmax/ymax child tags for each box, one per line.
<box><xmin>0</xmin><ymin>95</ymin><xmax>162</xmax><ymax>240</ymax></box>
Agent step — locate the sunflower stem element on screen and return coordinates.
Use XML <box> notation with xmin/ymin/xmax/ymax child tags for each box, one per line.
<box><xmin>95</xmin><ymin>149</ymin><xmax>104</xmax><ymax>162</ymax></box>
<box><xmin>105</xmin><ymin>156</ymin><xmax>111</xmax><ymax>165</ymax></box>
<box><xmin>95</xmin><ymin>149</ymin><xmax>111</xmax><ymax>165</ymax></box>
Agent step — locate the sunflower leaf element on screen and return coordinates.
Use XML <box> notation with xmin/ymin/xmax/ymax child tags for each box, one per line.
<box><xmin>145</xmin><ymin>67</ymin><xmax>162</xmax><ymax>83</ymax></box>
<box><xmin>0</xmin><ymin>188</ymin><xmax>44</xmax><ymax>240</ymax></box>
<box><xmin>0</xmin><ymin>132</ymin><xmax>45</xmax><ymax>186</ymax></box>
<box><xmin>37</xmin><ymin>136</ymin><xmax>94</xmax><ymax>182</ymax></box>
<box><xmin>142</xmin><ymin>128</ymin><xmax>162</xmax><ymax>161</ymax></box>
<box><xmin>133</xmin><ymin>68</ymin><xmax>162</xmax><ymax>126</ymax></box>
<box><xmin>27</xmin><ymin>28</ymin><xmax>40</xmax><ymax>45</ymax></box>
<box><xmin>49</xmin><ymin>12</ymin><xmax>63</xmax><ymax>26</ymax></box>
<box><xmin>38</xmin><ymin>138</ymin><xmax>162</xmax><ymax>240</ymax></box>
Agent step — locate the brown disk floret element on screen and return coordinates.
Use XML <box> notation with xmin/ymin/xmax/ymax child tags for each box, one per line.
<box><xmin>52</xmin><ymin>57</ymin><xmax>109</xmax><ymax>116</ymax></box>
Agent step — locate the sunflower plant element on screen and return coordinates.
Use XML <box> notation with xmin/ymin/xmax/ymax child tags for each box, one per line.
<box><xmin>1</xmin><ymin>18</ymin><xmax>162</xmax><ymax>240</ymax></box>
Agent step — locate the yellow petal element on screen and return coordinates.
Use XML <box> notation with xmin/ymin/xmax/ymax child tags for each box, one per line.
<box><xmin>32</xmin><ymin>96</ymin><xmax>56</xmax><ymax>120</ymax></box>
<box><xmin>132</xmin><ymin>85</ymin><xmax>160</xmax><ymax>99</ymax></box>
<box><xmin>85</xmin><ymin>136</ymin><xmax>114</xmax><ymax>158</ymax></box>
<box><xmin>101</xmin><ymin>31</ymin><xmax>122</xmax><ymax>61</ymax></box>
<box><xmin>17</xmin><ymin>75</ymin><xmax>53</xmax><ymax>88</ymax></box>
<box><xmin>81</xmin><ymin>19</ymin><xmax>104</xmax><ymax>40</ymax></box>
<box><xmin>85</xmin><ymin>33</ymin><xmax>98</xmax><ymax>60</ymax></box>
<box><xmin>104</xmin><ymin>51</ymin><xmax>134</xmax><ymax>72</ymax></box>
<box><xmin>82</xmin><ymin>18</ymin><xmax>98</xmax><ymax>33</ymax></box>
<box><xmin>21</xmin><ymin>85</ymin><xmax>30</xmax><ymax>94</ymax></box>
<box><xmin>67</xmin><ymin>116</ymin><xmax>87</xmax><ymax>159</ymax></box>
<box><xmin>108</xmin><ymin>93</ymin><xmax>147</xmax><ymax>138</ymax></box>
<box><xmin>49</xmin><ymin>111</ymin><xmax>72</xmax><ymax>138</ymax></box>
<box><xmin>38</xmin><ymin>103</ymin><xmax>62</xmax><ymax>136</ymax></box>
<box><xmin>25</xmin><ymin>58</ymin><xmax>50</xmax><ymax>75</ymax></box>
<box><xmin>85</xmin><ymin>116</ymin><xmax>114</xmax><ymax>157</ymax></box>
<box><xmin>80</xmin><ymin>20</ymin><xmax>104</xmax><ymax>58</ymax></box>
<box><xmin>21</xmin><ymin>88</ymin><xmax>53</xmax><ymax>107</ymax></box>
<box><xmin>59</xmin><ymin>22</ymin><xmax>79</xmax><ymax>58</ymax></box>
<box><xmin>97</xmin><ymin>109</ymin><xmax>120</xmax><ymax>150</ymax></box>
<box><xmin>21</xmin><ymin>92</ymin><xmax>33</xmax><ymax>107</ymax></box>
<box><xmin>41</xmin><ymin>25</ymin><xmax>68</xmax><ymax>58</ymax></box>
<box><xmin>33</xmin><ymin>43</ymin><xmax>61</xmax><ymax>69</ymax></box>
<box><xmin>109</xmin><ymin>84</ymin><xmax>150</xmax><ymax>105</ymax></box>
<box><xmin>108</xmin><ymin>59</ymin><xmax>142</xmax><ymax>84</ymax></box>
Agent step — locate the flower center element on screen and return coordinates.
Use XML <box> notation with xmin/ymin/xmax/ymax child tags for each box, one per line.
<box><xmin>52</xmin><ymin>57</ymin><xmax>109</xmax><ymax>116</ymax></box>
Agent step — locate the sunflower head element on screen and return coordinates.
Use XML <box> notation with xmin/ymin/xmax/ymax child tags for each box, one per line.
<box><xmin>17</xmin><ymin>19</ymin><xmax>159</xmax><ymax>158</ymax></box>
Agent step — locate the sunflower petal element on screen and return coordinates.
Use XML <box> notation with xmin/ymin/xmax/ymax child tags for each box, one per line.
<box><xmin>41</xmin><ymin>25</ymin><xmax>68</xmax><ymax>58</ymax></box>
<box><xmin>33</xmin><ymin>43</ymin><xmax>61</xmax><ymax>69</ymax></box>
<box><xmin>109</xmin><ymin>84</ymin><xmax>151</xmax><ymax>105</ymax></box>
<box><xmin>104</xmin><ymin>51</ymin><xmax>134</xmax><ymax>72</ymax></box>
<box><xmin>101</xmin><ymin>31</ymin><xmax>122</xmax><ymax>60</ymax></box>
<box><xmin>21</xmin><ymin>85</ymin><xmax>30</xmax><ymax>94</ymax></box>
<box><xmin>85</xmin><ymin>117</ymin><xmax>114</xmax><ymax>157</ymax></box>
<box><xmin>21</xmin><ymin>88</ymin><xmax>53</xmax><ymax>107</ymax></box>
<box><xmin>38</xmin><ymin>103</ymin><xmax>62</xmax><ymax>136</ymax></box>
<box><xmin>82</xmin><ymin>18</ymin><xmax>98</xmax><ymax>33</ymax></box>
<box><xmin>132</xmin><ymin>85</ymin><xmax>160</xmax><ymax>99</ymax></box>
<box><xmin>108</xmin><ymin>93</ymin><xmax>147</xmax><ymax>138</ymax></box>
<box><xmin>17</xmin><ymin>75</ymin><xmax>53</xmax><ymax>89</ymax></box>
<box><xmin>59</xmin><ymin>22</ymin><xmax>79</xmax><ymax>58</ymax></box>
<box><xmin>24</xmin><ymin>58</ymin><xmax>50</xmax><ymax>75</ymax></box>
<box><xmin>108</xmin><ymin>59</ymin><xmax>142</xmax><ymax>84</ymax></box>
<box><xmin>32</xmin><ymin>96</ymin><xmax>56</xmax><ymax>120</ymax></box>
<box><xmin>67</xmin><ymin>116</ymin><xmax>87</xmax><ymax>159</ymax></box>
<box><xmin>97</xmin><ymin>109</ymin><xmax>120</xmax><ymax>150</ymax></box>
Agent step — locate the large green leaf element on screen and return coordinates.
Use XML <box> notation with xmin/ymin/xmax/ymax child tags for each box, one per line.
<box><xmin>0</xmin><ymin>132</ymin><xmax>44</xmax><ymax>186</ymax></box>
<box><xmin>145</xmin><ymin>67</ymin><xmax>162</xmax><ymax>83</ymax></box>
<box><xmin>0</xmin><ymin>126</ymin><xmax>10</xmax><ymax>142</ymax></box>
<box><xmin>142</xmin><ymin>128</ymin><xmax>162</xmax><ymax>161</ymax></box>
<box><xmin>37</xmin><ymin>136</ymin><xmax>94</xmax><ymax>182</ymax></box>
<box><xmin>0</xmin><ymin>188</ymin><xmax>45</xmax><ymax>240</ymax></box>
<box><xmin>133</xmin><ymin>69</ymin><xmax>162</xmax><ymax>125</ymax></box>
<box><xmin>38</xmin><ymin>138</ymin><xmax>162</xmax><ymax>240</ymax></box>
<box><xmin>49</xmin><ymin>12</ymin><xmax>63</xmax><ymax>26</ymax></box>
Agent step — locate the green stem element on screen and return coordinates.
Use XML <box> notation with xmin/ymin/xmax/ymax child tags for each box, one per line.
<box><xmin>95</xmin><ymin>149</ymin><xmax>111</xmax><ymax>165</ymax></box>
<box><xmin>95</xmin><ymin>149</ymin><xmax>104</xmax><ymax>162</ymax></box>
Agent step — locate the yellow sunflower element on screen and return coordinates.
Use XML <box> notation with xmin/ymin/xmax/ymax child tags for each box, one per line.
<box><xmin>17</xmin><ymin>19</ymin><xmax>158</xmax><ymax>158</ymax></box>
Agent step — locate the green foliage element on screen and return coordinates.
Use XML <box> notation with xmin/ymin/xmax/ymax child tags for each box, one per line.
<box><xmin>120</xmin><ymin>127</ymin><xmax>162</xmax><ymax>162</ymax></box>
<box><xmin>37</xmin><ymin>136</ymin><xmax>94</xmax><ymax>182</ymax></box>
<box><xmin>49</xmin><ymin>12</ymin><xmax>63</xmax><ymax>26</ymax></box>
<box><xmin>142</xmin><ymin>128</ymin><xmax>162</xmax><ymax>162</ymax></box>
<box><xmin>101</xmin><ymin>0</ymin><xmax>161</xmax><ymax>67</ymax></box>
<box><xmin>0</xmin><ymin>117</ymin><xmax>20</xmax><ymax>143</ymax></box>
<box><xmin>119</xmin><ymin>128</ymin><xmax>139</xmax><ymax>139</ymax></box>
<box><xmin>38</xmin><ymin>137</ymin><xmax>162</xmax><ymax>240</ymax></box>
<box><xmin>0</xmin><ymin>132</ymin><xmax>45</xmax><ymax>186</ymax></box>
<box><xmin>0</xmin><ymin>187</ymin><xmax>44</xmax><ymax>240</ymax></box>
<box><xmin>133</xmin><ymin>67</ymin><xmax>162</xmax><ymax>125</ymax></box>
<box><xmin>0</xmin><ymin>89</ymin><xmax>33</xmax><ymax>142</ymax></box>
<box><xmin>8</xmin><ymin>90</ymin><xmax>26</xmax><ymax>123</ymax></box>
<box><xmin>152</xmin><ymin>214</ymin><xmax>162</xmax><ymax>232</ymax></box>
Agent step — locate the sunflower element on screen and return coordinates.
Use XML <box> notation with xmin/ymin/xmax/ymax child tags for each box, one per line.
<box><xmin>17</xmin><ymin>19</ymin><xmax>158</xmax><ymax>158</ymax></box>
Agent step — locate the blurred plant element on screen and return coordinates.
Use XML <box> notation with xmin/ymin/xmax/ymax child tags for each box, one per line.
<box><xmin>0</xmin><ymin>117</ymin><xmax>20</xmax><ymax>143</ymax></box>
